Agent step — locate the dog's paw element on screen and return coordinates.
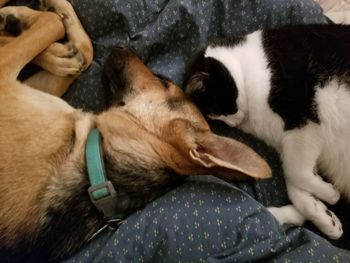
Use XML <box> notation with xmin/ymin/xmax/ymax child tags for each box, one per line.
<box><xmin>34</xmin><ymin>42</ymin><xmax>87</xmax><ymax>77</ymax></box>
<box><xmin>0</xmin><ymin>9</ymin><xmax>23</xmax><ymax>36</ymax></box>
<box><xmin>40</xmin><ymin>0</ymin><xmax>59</xmax><ymax>12</ymax></box>
<box><xmin>0</xmin><ymin>6</ymin><xmax>42</xmax><ymax>35</ymax></box>
<box><xmin>39</xmin><ymin>0</ymin><xmax>93</xmax><ymax>71</ymax></box>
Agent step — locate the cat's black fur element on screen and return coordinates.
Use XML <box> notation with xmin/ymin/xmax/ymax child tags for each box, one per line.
<box><xmin>184</xmin><ymin>24</ymin><xmax>350</xmax><ymax>130</ymax></box>
<box><xmin>184</xmin><ymin>24</ymin><xmax>350</xmax><ymax>246</ymax></box>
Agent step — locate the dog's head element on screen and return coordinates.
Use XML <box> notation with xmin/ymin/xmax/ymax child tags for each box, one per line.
<box><xmin>98</xmin><ymin>45</ymin><xmax>271</xmax><ymax>213</ymax></box>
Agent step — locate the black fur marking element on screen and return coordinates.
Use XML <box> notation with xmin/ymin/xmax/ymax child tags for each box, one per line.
<box><xmin>184</xmin><ymin>50</ymin><xmax>238</xmax><ymax>116</ymax></box>
<box><xmin>167</xmin><ymin>97</ymin><xmax>185</xmax><ymax>110</ymax></box>
<box><xmin>103</xmin><ymin>151</ymin><xmax>184</xmax><ymax>216</ymax></box>
<box><xmin>101</xmin><ymin>46</ymin><xmax>130</xmax><ymax>107</ymax></box>
<box><xmin>264</xmin><ymin>24</ymin><xmax>350</xmax><ymax>130</ymax></box>
<box><xmin>0</xmin><ymin>169</ymin><xmax>104</xmax><ymax>262</ymax></box>
<box><xmin>208</xmin><ymin>36</ymin><xmax>247</xmax><ymax>48</ymax></box>
<box><xmin>155</xmin><ymin>73</ymin><xmax>171</xmax><ymax>89</ymax></box>
<box><xmin>0</xmin><ymin>155</ymin><xmax>184</xmax><ymax>262</ymax></box>
<box><xmin>5</xmin><ymin>14</ymin><xmax>22</xmax><ymax>36</ymax></box>
<box><xmin>185</xmin><ymin>24</ymin><xmax>350</xmax><ymax>131</ymax></box>
<box><xmin>326</xmin><ymin>209</ymin><xmax>333</xmax><ymax>217</ymax></box>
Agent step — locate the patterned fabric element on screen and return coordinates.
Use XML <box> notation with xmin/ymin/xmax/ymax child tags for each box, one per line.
<box><xmin>66</xmin><ymin>177</ymin><xmax>350</xmax><ymax>263</ymax></box>
<box><xmin>7</xmin><ymin>0</ymin><xmax>350</xmax><ymax>262</ymax></box>
<box><xmin>64</xmin><ymin>0</ymin><xmax>328</xmax><ymax>112</ymax></box>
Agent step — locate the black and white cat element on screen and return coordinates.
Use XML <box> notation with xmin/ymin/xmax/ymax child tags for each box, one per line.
<box><xmin>184</xmin><ymin>24</ymin><xmax>350</xmax><ymax>239</ymax></box>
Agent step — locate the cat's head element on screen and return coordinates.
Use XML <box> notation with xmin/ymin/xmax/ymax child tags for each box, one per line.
<box><xmin>184</xmin><ymin>40</ymin><xmax>247</xmax><ymax>126</ymax></box>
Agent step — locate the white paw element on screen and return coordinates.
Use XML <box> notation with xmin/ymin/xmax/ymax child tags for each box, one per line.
<box><xmin>208</xmin><ymin>110</ymin><xmax>246</xmax><ymax>127</ymax></box>
<box><xmin>318</xmin><ymin>209</ymin><xmax>343</xmax><ymax>240</ymax></box>
<box><xmin>305</xmin><ymin>197</ymin><xmax>343</xmax><ymax>239</ymax></box>
<box><xmin>268</xmin><ymin>205</ymin><xmax>305</xmax><ymax>226</ymax></box>
<box><xmin>314</xmin><ymin>175</ymin><xmax>340</xmax><ymax>205</ymax></box>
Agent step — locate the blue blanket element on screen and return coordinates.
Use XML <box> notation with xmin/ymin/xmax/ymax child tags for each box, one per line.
<box><xmin>9</xmin><ymin>0</ymin><xmax>350</xmax><ymax>262</ymax></box>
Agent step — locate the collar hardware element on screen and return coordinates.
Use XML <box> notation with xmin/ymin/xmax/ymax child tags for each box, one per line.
<box><xmin>88</xmin><ymin>180</ymin><xmax>119</xmax><ymax>220</ymax></box>
<box><xmin>86</xmin><ymin>128</ymin><xmax>123</xmax><ymax>221</ymax></box>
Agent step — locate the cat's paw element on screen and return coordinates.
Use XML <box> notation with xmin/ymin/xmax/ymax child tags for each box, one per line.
<box><xmin>208</xmin><ymin>110</ymin><xmax>246</xmax><ymax>127</ymax></box>
<box><xmin>314</xmin><ymin>175</ymin><xmax>340</xmax><ymax>205</ymax></box>
<box><xmin>286</xmin><ymin>182</ymin><xmax>343</xmax><ymax>239</ymax></box>
<box><xmin>303</xmin><ymin>194</ymin><xmax>343</xmax><ymax>239</ymax></box>
<box><xmin>268</xmin><ymin>205</ymin><xmax>305</xmax><ymax>226</ymax></box>
<box><xmin>285</xmin><ymin>169</ymin><xmax>341</xmax><ymax>205</ymax></box>
<box><xmin>316</xmin><ymin>207</ymin><xmax>343</xmax><ymax>240</ymax></box>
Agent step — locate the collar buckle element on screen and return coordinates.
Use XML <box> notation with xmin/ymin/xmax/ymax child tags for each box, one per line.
<box><xmin>88</xmin><ymin>180</ymin><xmax>119</xmax><ymax>220</ymax></box>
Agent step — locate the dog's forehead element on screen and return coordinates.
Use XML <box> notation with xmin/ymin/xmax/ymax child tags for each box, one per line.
<box><xmin>102</xmin><ymin>46</ymin><xmax>209</xmax><ymax>130</ymax></box>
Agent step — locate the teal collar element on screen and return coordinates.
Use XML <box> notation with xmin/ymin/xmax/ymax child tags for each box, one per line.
<box><xmin>86</xmin><ymin>128</ymin><xmax>123</xmax><ymax>221</ymax></box>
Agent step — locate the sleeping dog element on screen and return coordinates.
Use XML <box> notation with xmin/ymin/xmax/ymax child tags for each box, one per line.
<box><xmin>0</xmin><ymin>1</ymin><xmax>271</xmax><ymax>261</ymax></box>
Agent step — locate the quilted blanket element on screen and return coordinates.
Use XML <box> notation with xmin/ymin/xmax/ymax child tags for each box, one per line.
<box><xmin>4</xmin><ymin>0</ymin><xmax>350</xmax><ymax>262</ymax></box>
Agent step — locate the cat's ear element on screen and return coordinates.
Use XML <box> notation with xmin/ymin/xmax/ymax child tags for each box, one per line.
<box><xmin>162</xmin><ymin>119</ymin><xmax>272</xmax><ymax>181</ymax></box>
<box><xmin>185</xmin><ymin>71</ymin><xmax>209</xmax><ymax>95</ymax></box>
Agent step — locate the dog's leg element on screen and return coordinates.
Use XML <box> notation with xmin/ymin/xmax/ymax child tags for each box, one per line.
<box><xmin>0</xmin><ymin>0</ymin><xmax>9</xmax><ymax>8</ymax></box>
<box><xmin>0</xmin><ymin>1</ymin><xmax>93</xmax><ymax>96</ymax></box>
<box><xmin>33</xmin><ymin>42</ymin><xmax>87</xmax><ymax>77</ymax></box>
<box><xmin>40</xmin><ymin>0</ymin><xmax>93</xmax><ymax>68</ymax></box>
<box><xmin>0</xmin><ymin>35</ymin><xmax>75</xmax><ymax>96</ymax></box>
<box><xmin>0</xmin><ymin>35</ymin><xmax>86</xmax><ymax>77</ymax></box>
<box><xmin>0</xmin><ymin>35</ymin><xmax>12</xmax><ymax>46</ymax></box>
<box><xmin>0</xmin><ymin>7</ymin><xmax>65</xmax><ymax>82</ymax></box>
<box><xmin>22</xmin><ymin>0</ymin><xmax>93</xmax><ymax>96</ymax></box>
<box><xmin>24</xmin><ymin>72</ymin><xmax>75</xmax><ymax>96</ymax></box>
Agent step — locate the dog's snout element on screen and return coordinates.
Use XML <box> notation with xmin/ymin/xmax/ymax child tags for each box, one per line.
<box><xmin>115</xmin><ymin>43</ymin><xmax>128</xmax><ymax>50</ymax></box>
<box><xmin>110</xmin><ymin>44</ymin><xmax>138</xmax><ymax>59</ymax></box>
<box><xmin>113</xmin><ymin>44</ymin><xmax>138</xmax><ymax>57</ymax></box>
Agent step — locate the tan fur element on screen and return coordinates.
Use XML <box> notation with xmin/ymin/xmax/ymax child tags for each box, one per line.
<box><xmin>0</xmin><ymin>2</ymin><xmax>93</xmax><ymax>246</ymax></box>
<box><xmin>0</xmin><ymin>0</ymin><xmax>8</xmax><ymax>8</ymax></box>
<box><xmin>0</xmin><ymin>1</ymin><xmax>270</xmax><ymax>251</ymax></box>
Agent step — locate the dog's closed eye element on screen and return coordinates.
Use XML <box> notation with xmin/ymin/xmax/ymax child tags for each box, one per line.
<box><xmin>154</xmin><ymin>73</ymin><xmax>170</xmax><ymax>89</ymax></box>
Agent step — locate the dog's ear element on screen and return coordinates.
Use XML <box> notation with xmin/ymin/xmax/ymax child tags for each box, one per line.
<box><xmin>163</xmin><ymin>119</ymin><xmax>271</xmax><ymax>181</ymax></box>
<box><xmin>190</xmin><ymin>132</ymin><xmax>271</xmax><ymax>181</ymax></box>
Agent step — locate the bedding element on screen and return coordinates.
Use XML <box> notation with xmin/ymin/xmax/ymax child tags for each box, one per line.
<box><xmin>315</xmin><ymin>0</ymin><xmax>350</xmax><ymax>24</ymax></box>
<box><xmin>5</xmin><ymin>0</ymin><xmax>350</xmax><ymax>262</ymax></box>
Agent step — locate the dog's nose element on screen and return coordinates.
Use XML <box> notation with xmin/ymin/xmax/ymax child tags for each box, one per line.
<box><xmin>114</xmin><ymin>44</ymin><xmax>138</xmax><ymax>55</ymax></box>
<box><xmin>115</xmin><ymin>44</ymin><xmax>128</xmax><ymax>50</ymax></box>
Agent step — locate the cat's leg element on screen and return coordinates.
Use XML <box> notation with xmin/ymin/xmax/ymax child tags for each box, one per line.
<box><xmin>268</xmin><ymin>204</ymin><xmax>305</xmax><ymax>226</ymax></box>
<box><xmin>286</xmin><ymin>181</ymin><xmax>343</xmax><ymax>239</ymax></box>
<box><xmin>281</xmin><ymin>122</ymin><xmax>340</xmax><ymax>204</ymax></box>
<box><xmin>268</xmin><ymin>182</ymin><xmax>342</xmax><ymax>239</ymax></box>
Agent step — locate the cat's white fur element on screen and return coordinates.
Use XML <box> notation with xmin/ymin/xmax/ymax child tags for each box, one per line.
<box><xmin>205</xmin><ymin>31</ymin><xmax>346</xmax><ymax>239</ymax></box>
